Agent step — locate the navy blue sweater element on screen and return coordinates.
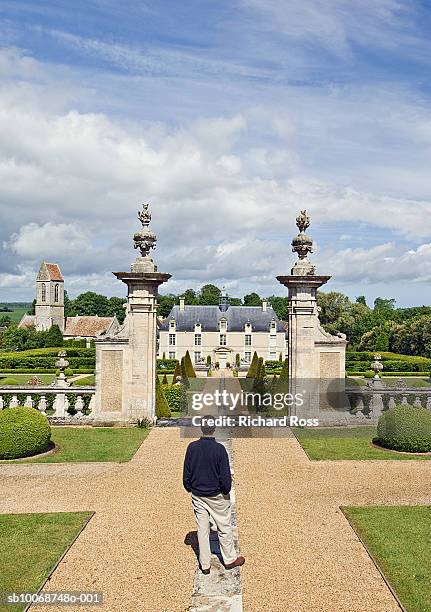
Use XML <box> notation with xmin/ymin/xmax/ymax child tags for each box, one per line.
<box><xmin>183</xmin><ymin>437</ymin><xmax>232</xmax><ymax>497</ymax></box>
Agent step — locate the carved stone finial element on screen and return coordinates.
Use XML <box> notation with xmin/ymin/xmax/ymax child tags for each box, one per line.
<box><xmin>296</xmin><ymin>210</ymin><xmax>310</xmax><ymax>233</ymax></box>
<box><xmin>133</xmin><ymin>202</ymin><xmax>157</xmax><ymax>259</ymax></box>
<box><xmin>291</xmin><ymin>210</ymin><xmax>314</xmax><ymax>274</ymax></box>
<box><xmin>138</xmin><ymin>202</ymin><xmax>151</xmax><ymax>228</ymax></box>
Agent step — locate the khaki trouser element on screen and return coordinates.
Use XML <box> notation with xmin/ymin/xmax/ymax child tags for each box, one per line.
<box><xmin>191</xmin><ymin>492</ymin><xmax>237</xmax><ymax>570</ymax></box>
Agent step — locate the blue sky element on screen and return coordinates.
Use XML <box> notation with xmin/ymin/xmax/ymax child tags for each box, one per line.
<box><xmin>0</xmin><ymin>0</ymin><xmax>431</xmax><ymax>306</ymax></box>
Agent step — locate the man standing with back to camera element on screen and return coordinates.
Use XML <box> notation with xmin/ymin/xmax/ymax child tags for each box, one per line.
<box><xmin>183</xmin><ymin>417</ymin><xmax>245</xmax><ymax>574</ymax></box>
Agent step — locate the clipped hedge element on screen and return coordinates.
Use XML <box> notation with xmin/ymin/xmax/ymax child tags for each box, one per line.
<box><xmin>346</xmin><ymin>351</ymin><xmax>431</xmax><ymax>373</ymax></box>
<box><xmin>0</xmin><ymin>406</ymin><xmax>51</xmax><ymax>459</ymax></box>
<box><xmin>377</xmin><ymin>404</ymin><xmax>431</xmax><ymax>453</ymax></box>
<box><xmin>157</xmin><ymin>358</ymin><xmax>178</xmax><ymax>374</ymax></box>
<box><xmin>163</xmin><ymin>385</ymin><xmax>186</xmax><ymax>413</ymax></box>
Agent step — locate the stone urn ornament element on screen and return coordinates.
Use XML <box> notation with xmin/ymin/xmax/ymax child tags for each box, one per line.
<box><xmin>371</xmin><ymin>354</ymin><xmax>383</xmax><ymax>380</ymax></box>
<box><xmin>54</xmin><ymin>350</ymin><xmax>70</xmax><ymax>388</ymax></box>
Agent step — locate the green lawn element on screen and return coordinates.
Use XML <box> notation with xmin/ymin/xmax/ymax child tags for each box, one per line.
<box><xmin>71</xmin><ymin>374</ymin><xmax>95</xmax><ymax>386</ymax></box>
<box><xmin>343</xmin><ymin>506</ymin><xmax>431</xmax><ymax>612</ymax></box>
<box><xmin>294</xmin><ymin>427</ymin><xmax>431</xmax><ymax>460</ymax></box>
<box><xmin>0</xmin><ymin>512</ymin><xmax>92</xmax><ymax>612</ymax></box>
<box><xmin>0</xmin><ymin>373</ymin><xmax>56</xmax><ymax>386</ymax></box>
<box><xmin>0</xmin><ymin>427</ymin><xmax>149</xmax><ymax>463</ymax></box>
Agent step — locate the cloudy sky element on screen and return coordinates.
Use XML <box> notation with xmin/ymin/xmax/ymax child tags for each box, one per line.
<box><xmin>1</xmin><ymin>1</ymin><xmax>431</xmax><ymax>306</ymax></box>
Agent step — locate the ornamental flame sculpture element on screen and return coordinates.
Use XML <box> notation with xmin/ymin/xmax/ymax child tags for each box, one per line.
<box><xmin>291</xmin><ymin>209</ymin><xmax>315</xmax><ymax>275</ymax></box>
<box><xmin>133</xmin><ymin>203</ymin><xmax>157</xmax><ymax>258</ymax></box>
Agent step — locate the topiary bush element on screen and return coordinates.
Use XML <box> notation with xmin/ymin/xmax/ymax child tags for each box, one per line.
<box><xmin>377</xmin><ymin>404</ymin><xmax>431</xmax><ymax>453</ymax></box>
<box><xmin>0</xmin><ymin>406</ymin><xmax>51</xmax><ymax>459</ymax></box>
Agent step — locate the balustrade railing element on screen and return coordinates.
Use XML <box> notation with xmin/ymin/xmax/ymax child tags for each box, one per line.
<box><xmin>0</xmin><ymin>386</ymin><xmax>95</xmax><ymax>420</ymax></box>
<box><xmin>346</xmin><ymin>385</ymin><xmax>431</xmax><ymax>421</ymax></box>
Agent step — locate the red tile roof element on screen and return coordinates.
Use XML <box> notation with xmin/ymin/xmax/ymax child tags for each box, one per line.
<box><xmin>64</xmin><ymin>316</ymin><xmax>115</xmax><ymax>338</ymax></box>
<box><xmin>44</xmin><ymin>263</ymin><xmax>63</xmax><ymax>281</ymax></box>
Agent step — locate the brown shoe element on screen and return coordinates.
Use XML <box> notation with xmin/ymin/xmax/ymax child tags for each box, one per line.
<box><xmin>225</xmin><ymin>556</ymin><xmax>245</xmax><ymax>570</ymax></box>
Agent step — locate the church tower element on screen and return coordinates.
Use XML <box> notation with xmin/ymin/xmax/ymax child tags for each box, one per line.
<box><xmin>35</xmin><ymin>262</ymin><xmax>65</xmax><ymax>332</ymax></box>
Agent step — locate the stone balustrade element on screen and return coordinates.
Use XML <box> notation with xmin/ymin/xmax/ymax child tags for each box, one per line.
<box><xmin>0</xmin><ymin>386</ymin><xmax>95</xmax><ymax>422</ymax></box>
<box><xmin>346</xmin><ymin>385</ymin><xmax>431</xmax><ymax>421</ymax></box>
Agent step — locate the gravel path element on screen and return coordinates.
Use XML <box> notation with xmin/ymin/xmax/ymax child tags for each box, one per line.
<box><xmin>0</xmin><ymin>428</ymin><xmax>196</xmax><ymax>612</ymax></box>
<box><xmin>233</xmin><ymin>433</ymin><xmax>431</xmax><ymax>612</ymax></box>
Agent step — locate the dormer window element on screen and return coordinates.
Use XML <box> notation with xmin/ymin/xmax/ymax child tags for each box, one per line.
<box><xmin>195</xmin><ymin>323</ymin><xmax>202</xmax><ymax>332</ymax></box>
<box><xmin>219</xmin><ymin>318</ymin><xmax>227</xmax><ymax>331</ymax></box>
<box><xmin>169</xmin><ymin>319</ymin><xmax>176</xmax><ymax>330</ymax></box>
<box><xmin>244</xmin><ymin>322</ymin><xmax>252</xmax><ymax>332</ymax></box>
<box><xmin>270</xmin><ymin>320</ymin><xmax>276</xmax><ymax>332</ymax></box>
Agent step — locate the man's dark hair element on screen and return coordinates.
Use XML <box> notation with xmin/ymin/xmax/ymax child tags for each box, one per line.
<box><xmin>201</xmin><ymin>415</ymin><xmax>216</xmax><ymax>436</ymax></box>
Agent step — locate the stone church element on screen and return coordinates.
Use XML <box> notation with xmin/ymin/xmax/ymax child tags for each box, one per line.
<box><xmin>158</xmin><ymin>290</ymin><xmax>288</xmax><ymax>368</ymax></box>
<box><xmin>18</xmin><ymin>261</ymin><xmax>119</xmax><ymax>341</ymax></box>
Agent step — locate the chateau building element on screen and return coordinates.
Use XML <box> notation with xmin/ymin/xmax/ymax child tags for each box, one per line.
<box><xmin>158</xmin><ymin>292</ymin><xmax>288</xmax><ymax>368</ymax></box>
<box><xmin>18</xmin><ymin>261</ymin><xmax>119</xmax><ymax>341</ymax></box>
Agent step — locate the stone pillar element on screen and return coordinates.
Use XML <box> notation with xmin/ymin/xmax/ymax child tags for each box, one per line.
<box><xmin>93</xmin><ymin>203</ymin><xmax>170</xmax><ymax>423</ymax></box>
<box><xmin>277</xmin><ymin>211</ymin><xmax>346</xmax><ymax>418</ymax></box>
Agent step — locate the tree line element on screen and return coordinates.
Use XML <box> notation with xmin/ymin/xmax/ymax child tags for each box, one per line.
<box><xmin>1</xmin><ymin>285</ymin><xmax>431</xmax><ymax>358</ymax></box>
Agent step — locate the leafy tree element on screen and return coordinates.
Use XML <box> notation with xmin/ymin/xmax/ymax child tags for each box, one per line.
<box><xmin>158</xmin><ymin>294</ymin><xmax>176</xmax><ymax>318</ymax></box>
<box><xmin>108</xmin><ymin>297</ymin><xmax>127</xmax><ymax>323</ymax></box>
<box><xmin>69</xmin><ymin>292</ymin><xmax>110</xmax><ymax>317</ymax></box>
<box><xmin>64</xmin><ymin>291</ymin><xmax>74</xmax><ymax>317</ymax></box>
<box><xmin>229</xmin><ymin>297</ymin><xmax>242</xmax><ymax>306</ymax></box>
<box><xmin>356</xmin><ymin>296</ymin><xmax>367</xmax><ymax>306</ymax></box>
<box><xmin>243</xmin><ymin>292</ymin><xmax>262</xmax><ymax>306</ymax></box>
<box><xmin>317</xmin><ymin>291</ymin><xmax>352</xmax><ymax>325</ymax></box>
<box><xmin>43</xmin><ymin>324</ymin><xmax>64</xmax><ymax>348</ymax></box>
<box><xmin>0</xmin><ymin>315</ymin><xmax>12</xmax><ymax>327</ymax></box>
<box><xmin>183</xmin><ymin>289</ymin><xmax>198</xmax><ymax>304</ymax></box>
<box><xmin>29</xmin><ymin>299</ymin><xmax>36</xmax><ymax>315</ymax></box>
<box><xmin>198</xmin><ymin>284</ymin><xmax>221</xmax><ymax>305</ymax></box>
<box><xmin>267</xmin><ymin>296</ymin><xmax>288</xmax><ymax>320</ymax></box>
<box><xmin>374</xmin><ymin>297</ymin><xmax>396</xmax><ymax>312</ymax></box>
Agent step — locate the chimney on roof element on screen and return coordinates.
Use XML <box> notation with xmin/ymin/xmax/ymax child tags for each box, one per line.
<box><xmin>262</xmin><ymin>298</ymin><xmax>268</xmax><ymax>312</ymax></box>
<box><xmin>179</xmin><ymin>296</ymin><xmax>185</xmax><ymax>311</ymax></box>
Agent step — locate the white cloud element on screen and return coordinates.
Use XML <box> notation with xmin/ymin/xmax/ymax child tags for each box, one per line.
<box><xmin>0</xmin><ymin>46</ymin><xmax>431</xmax><ymax>304</ymax></box>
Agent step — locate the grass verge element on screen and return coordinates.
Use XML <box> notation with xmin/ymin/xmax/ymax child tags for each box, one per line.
<box><xmin>0</xmin><ymin>426</ymin><xmax>149</xmax><ymax>463</ymax></box>
<box><xmin>0</xmin><ymin>511</ymin><xmax>93</xmax><ymax>612</ymax></box>
<box><xmin>294</xmin><ymin>426</ymin><xmax>431</xmax><ymax>460</ymax></box>
<box><xmin>343</xmin><ymin>506</ymin><xmax>431</xmax><ymax>612</ymax></box>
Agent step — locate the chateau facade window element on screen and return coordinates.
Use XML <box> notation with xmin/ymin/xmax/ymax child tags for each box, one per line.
<box><xmin>244</xmin><ymin>351</ymin><xmax>251</xmax><ymax>363</ymax></box>
<box><xmin>245</xmin><ymin>334</ymin><xmax>252</xmax><ymax>346</ymax></box>
<box><xmin>194</xmin><ymin>334</ymin><xmax>202</xmax><ymax>346</ymax></box>
<box><xmin>219</xmin><ymin>334</ymin><xmax>227</xmax><ymax>346</ymax></box>
<box><xmin>54</xmin><ymin>283</ymin><xmax>59</xmax><ymax>303</ymax></box>
<box><xmin>194</xmin><ymin>351</ymin><xmax>202</xmax><ymax>363</ymax></box>
<box><xmin>169</xmin><ymin>333</ymin><xmax>176</xmax><ymax>346</ymax></box>
<box><xmin>169</xmin><ymin>351</ymin><xmax>176</xmax><ymax>359</ymax></box>
<box><xmin>41</xmin><ymin>283</ymin><xmax>46</xmax><ymax>302</ymax></box>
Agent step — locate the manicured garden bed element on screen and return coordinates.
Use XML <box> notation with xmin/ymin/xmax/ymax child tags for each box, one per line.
<box><xmin>0</xmin><ymin>426</ymin><xmax>149</xmax><ymax>463</ymax></box>
<box><xmin>343</xmin><ymin>506</ymin><xmax>431</xmax><ymax>612</ymax></box>
<box><xmin>294</xmin><ymin>427</ymin><xmax>431</xmax><ymax>460</ymax></box>
<box><xmin>0</xmin><ymin>512</ymin><xmax>93</xmax><ymax>612</ymax></box>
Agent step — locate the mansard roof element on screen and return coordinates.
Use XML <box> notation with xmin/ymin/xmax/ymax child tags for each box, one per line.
<box><xmin>160</xmin><ymin>305</ymin><xmax>285</xmax><ymax>332</ymax></box>
<box><xmin>37</xmin><ymin>262</ymin><xmax>64</xmax><ymax>282</ymax></box>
